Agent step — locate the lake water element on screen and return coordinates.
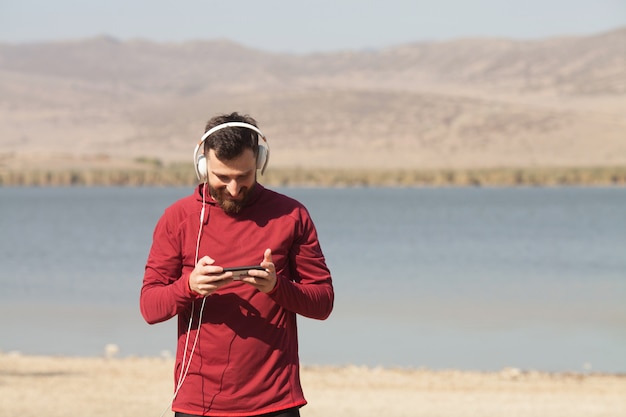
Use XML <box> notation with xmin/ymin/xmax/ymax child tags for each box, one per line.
<box><xmin>0</xmin><ymin>186</ymin><xmax>624</xmax><ymax>373</ymax></box>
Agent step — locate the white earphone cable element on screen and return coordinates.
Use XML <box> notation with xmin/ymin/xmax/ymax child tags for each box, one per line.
<box><xmin>160</xmin><ymin>183</ymin><xmax>208</xmax><ymax>417</ymax></box>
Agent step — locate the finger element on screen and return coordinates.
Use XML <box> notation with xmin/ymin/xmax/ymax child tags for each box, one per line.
<box><xmin>245</xmin><ymin>268</ymin><xmax>266</xmax><ymax>280</ymax></box>
<box><xmin>240</xmin><ymin>276</ymin><xmax>265</xmax><ymax>287</ymax></box>
<box><xmin>205</xmin><ymin>267</ymin><xmax>229</xmax><ymax>280</ymax></box>
<box><xmin>199</xmin><ymin>255</ymin><xmax>215</xmax><ymax>266</ymax></box>
<box><xmin>262</xmin><ymin>248</ymin><xmax>274</xmax><ymax>271</ymax></box>
<box><xmin>263</xmin><ymin>248</ymin><xmax>272</xmax><ymax>263</ymax></box>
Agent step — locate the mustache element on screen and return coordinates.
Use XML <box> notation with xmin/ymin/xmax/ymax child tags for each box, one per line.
<box><xmin>209</xmin><ymin>185</ymin><xmax>251</xmax><ymax>214</ymax></box>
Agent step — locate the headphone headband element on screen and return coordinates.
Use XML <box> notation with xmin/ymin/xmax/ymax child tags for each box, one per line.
<box><xmin>193</xmin><ymin>122</ymin><xmax>270</xmax><ymax>181</ymax></box>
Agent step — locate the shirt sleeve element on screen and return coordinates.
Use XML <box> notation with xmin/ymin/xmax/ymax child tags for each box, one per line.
<box><xmin>140</xmin><ymin>209</ymin><xmax>200</xmax><ymax>324</ymax></box>
<box><xmin>268</xmin><ymin>206</ymin><xmax>334</xmax><ymax>320</ymax></box>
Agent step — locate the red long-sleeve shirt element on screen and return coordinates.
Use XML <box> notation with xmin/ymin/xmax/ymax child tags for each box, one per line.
<box><xmin>140</xmin><ymin>184</ymin><xmax>334</xmax><ymax>416</ymax></box>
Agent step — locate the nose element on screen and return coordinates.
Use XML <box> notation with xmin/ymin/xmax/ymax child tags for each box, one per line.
<box><xmin>226</xmin><ymin>180</ymin><xmax>241</xmax><ymax>197</ymax></box>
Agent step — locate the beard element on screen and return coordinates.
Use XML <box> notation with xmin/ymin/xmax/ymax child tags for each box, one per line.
<box><xmin>208</xmin><ymin>183</ymin><xmax>254</xmax><ymax>215</ymax></box>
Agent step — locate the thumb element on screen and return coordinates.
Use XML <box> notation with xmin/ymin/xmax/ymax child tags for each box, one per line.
<box><xmin>200</xmin><ymin>255</ymin><xmax>215</xmax><ymax>266</ymax></box>
<box><xmin>263</xmin><ymin>248</ymin><xmax>272</xmax><ymax>263</ymax></box>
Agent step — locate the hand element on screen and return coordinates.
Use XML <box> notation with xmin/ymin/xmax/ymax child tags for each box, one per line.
<box><xmin>188</xmin><ymin>256</ymin><xmax>232</xmax><ymax>297</ymax></box>
<box><xmin>240</xmin><ymin>248</ymin><xmax>277</xmax><ymax>293</ymax></box>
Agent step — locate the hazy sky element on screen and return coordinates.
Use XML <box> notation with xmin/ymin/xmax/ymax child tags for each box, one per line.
<box><xmin>0</xmin><ymin>0</ymin><xmax>624</xmax><ymax>53</ymax></box>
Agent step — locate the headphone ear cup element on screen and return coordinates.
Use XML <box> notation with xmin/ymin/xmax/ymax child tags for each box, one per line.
<box><xmin>257</xmin><ymin>145</ymin><xmax>268</xmax><ymax>174</ymax></box>
<box><xmin>196</xmin><ymin>155</ymin><xmax>207</xmax><ymax>181</ymax></box>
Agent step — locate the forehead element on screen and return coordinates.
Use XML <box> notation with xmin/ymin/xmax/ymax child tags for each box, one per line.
<box><xmin>208</xmin><ymin>148</ymin><xmax>256</xmax><ymax>175</ymax></box>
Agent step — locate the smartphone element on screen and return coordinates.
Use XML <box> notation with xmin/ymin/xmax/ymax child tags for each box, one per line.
<box><xmin>223</xmin><ymin>265</ymin><xmax>265</xmax><ymax>280</ymax></box>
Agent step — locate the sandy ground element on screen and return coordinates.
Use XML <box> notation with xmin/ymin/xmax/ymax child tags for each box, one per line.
<box><xmin>0</xmin><ymin>353</ymin><xmax>624</xmax><ymax>417</ymax></box>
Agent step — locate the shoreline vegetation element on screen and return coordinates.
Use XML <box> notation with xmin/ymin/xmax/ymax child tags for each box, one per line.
<box><xmin>1</xmin><ymin>163</ymin><xmax>626</xmax><ymax>187</ymax></box>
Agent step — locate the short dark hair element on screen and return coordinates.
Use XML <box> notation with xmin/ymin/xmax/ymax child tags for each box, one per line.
<box><xmin>203</xmin><ymin>112</ymin><xmax>260</xmax><ymax>161</ymax></box>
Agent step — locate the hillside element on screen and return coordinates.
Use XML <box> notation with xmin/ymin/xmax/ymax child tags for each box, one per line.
<box><xmin>0</xmin><ymin>28</ymin><xmax>625</xmax><ymax>179</ymax></box>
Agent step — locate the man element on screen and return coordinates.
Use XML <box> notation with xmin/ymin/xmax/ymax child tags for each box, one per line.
<box><xmin>140</xmin><ymin>112</ymin><xmax>334</xmax><ymax>417</ymax></box>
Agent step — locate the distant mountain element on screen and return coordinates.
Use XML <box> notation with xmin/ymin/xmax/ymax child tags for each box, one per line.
<box><xmin>1</xmin><ymin>27</ymin><xmax>625</xmax><ymax>171</ymax></box>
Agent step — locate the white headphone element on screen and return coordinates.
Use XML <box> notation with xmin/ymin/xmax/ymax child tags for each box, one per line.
<box><xmin>193</xmin><ymin>122</ymin><xmax>270</xmax><ymax>182</ymax></box>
